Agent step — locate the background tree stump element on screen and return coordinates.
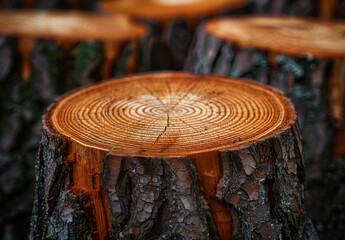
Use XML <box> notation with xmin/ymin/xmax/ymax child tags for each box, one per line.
<box><xmin>30</xmin><ymin>72</ymin><xmax>317</xmax><ymax>239</ymax></box>
<box><xmin>0</xmin><ymin>8</ymin><xmax>146</xmax><ymax>239</ymax></box>
<box><xmin>185</xmin><ymin>16</ymin><xmax>345</xmax><ymax>166</ymax></box>
<box><xmin>0</xmin><ymin>9</ymin><xmax>147</xmax><ymax>83</ymax></box>
<box><xmin>101</xmin><ymin>0</ymin><xmax>248</xmax><ymax>70</ymax></box>
<box><xmin>184</xmin><ymin>16</ymin><xmax>345</xmax><ymax>237</ymax></box>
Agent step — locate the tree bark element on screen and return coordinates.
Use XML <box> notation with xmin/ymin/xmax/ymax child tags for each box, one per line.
<box><xmin>29</xmin><ymin>72</ymin><xmax>317</xmax><ymax>239</ymax></box>
<box><xmin>185</xmin><ymin>16</ymin><xmax>345</xmax><ymax>173</ymax></box>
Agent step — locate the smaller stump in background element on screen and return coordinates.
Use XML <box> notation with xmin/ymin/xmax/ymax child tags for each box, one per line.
<box><xmin>101</xmin><ymin>0</ymin><xmax>248</xmax><ymax>70</ymax></box>
<box><xmin>30</xmin><ymin>72</ymin><xmax>317</xmax><ymax>239</ymax></box>
<box><xmin>0</xmin><ymin>9</ymin><xmax>148</xmax><ymax>82</ymax></box>
<box><xmin>185</xmin><ymin>16</ymin><xmax>345</xmax><ymax>170</ymax></box>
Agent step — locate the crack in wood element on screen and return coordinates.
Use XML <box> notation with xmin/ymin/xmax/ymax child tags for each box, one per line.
<box><xmin>151</xmin><ymin>110</ymin><xmax>170</xmax><ymax>148</ymax></box>
<box><xmin>150</xmin><ymin>80</ymin><xmax>200</xmax><ymax>148</ymax></box>
<box><xmin>138</xmin><ymin>81</ymin><xmax>172</xmax><ymax>148</ymax></box>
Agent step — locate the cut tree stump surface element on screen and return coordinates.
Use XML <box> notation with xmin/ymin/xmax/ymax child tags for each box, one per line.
<box><xmin>203</xmin><ymin>16</ymin><xmax>345</xmax><ymax>58</ymax></box>
<box><xmin>48</xmin><ymin>73</ymin><xmax>295</xmax><ymax>155</ymax></box>
<box><xmin>30</xmin><ymin>72</ymin><xmax>317</xmax><ymax>239</ymax></box>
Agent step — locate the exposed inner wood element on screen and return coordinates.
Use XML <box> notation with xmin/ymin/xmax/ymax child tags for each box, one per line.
<box><xmin>190</xmin><ymin>151</ymin><xmax>232</xmax><ymax>238</ymax></box>
<box><xmin>18</xmin><ymin>37</ymin><xmax>35</xmax><ymax>81</ymax></box>
<box><xmin>204</xmin><ymin>16</ymin><xmax>345</xmax><ymax>58</ymax></box>
<box><xmin>329</xmin><ymin>59</ymin><xmax>345</xmax><ymax>127</ymax></box>
<box><xmin>68</xmin><ymin>142</ymin><xmax>110</xmax><ymax>240</ymax></box>
<box><xmin>46</xmin><ymin>72</ymin><xmax>296</xmax><ymax>156</ymax></box>
<box><xmin>101</xmin><ymin>0</ymin><xmax>247</xmax><ymax>22</ymax></box>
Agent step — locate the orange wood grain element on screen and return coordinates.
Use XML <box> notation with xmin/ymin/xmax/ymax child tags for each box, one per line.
<box><xmin>47</xmin><ymin>72</ymin><xmax>296</xmax><ymax>156</ymax></box>
<box><xmin>204</xmin><ymin>16</ymin><xmax>345</xmax><ymax>59</ymax></box>
<box><xmin>68</xmin><ymin>142</ymin><xmax>111</xmax><ymax>240</ymax></box>
<box><xmin>191</xmin><ymin>151</ymin><xmax>232</xmax><ymax>239</ymax></box>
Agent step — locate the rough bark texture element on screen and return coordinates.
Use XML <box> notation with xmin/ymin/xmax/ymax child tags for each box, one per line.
<box><xmin>103</xmin><ymin>155</ymin><xmax>215</xmax><ymax>239</ymax></box>
<box><xmin>185</xmin><ymin>24</ymin><xmax>340</xmax><ymax>238</ymax></box>
<box><xmin>185</xmin><ymin>26</ymin><xmax>332</xmax><ymax>173</ymax></box>
<box><xmin>136</xmin><ymin>19</ymin><xmax>194</xmax><ymax>71</ymax></box>
<box><xmin>29</xmin><ymin>125</ymin><xmax>318</xmax><ymax>240</ymax></box>
<box><xmin>217</xmin><ymin>124</ymin><xmax>318</xmax><ymax>239</ymax></box>
<box><xmin>29</xmin><ymin>129</ymin><xmax>97</xmax><ymax>240</ymax></box>
<box><xmin>29</xmin><ymin>130</ymin><xmax>216</xmax><ymax>239</ymax></box>
<box><xmin>0</xmin><ymin>35</ymin><xmax>39</xmax><ymax>240</ymax></box>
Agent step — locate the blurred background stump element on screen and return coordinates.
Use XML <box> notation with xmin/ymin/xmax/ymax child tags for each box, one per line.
<box><xmin>0</xmin><ymin>8</ymin><xmax>146</xmax><ymax>239</ymax></box>
<box><xmin>101</xmin><ymin>0</ymin><xmax>248</xmax><ymax>70</ymax></box>
<box><xmin>0</xmin><ymin>9</ymin><xmax>147</xmax><ymax>90</ymax></box>
<box><xmin>0</xmin><ymin>9</ymin><xmax>147</xmax><ymax>155</ymax></box>
<box><xmin>185</xmin><ymin>16</ymin><xmax>345</xmax><ymax>237</ymax></box>
<box><xmin>30</xmin><ymin>72</ymin><xmax>317</xmax><ymax>239</ymax></box>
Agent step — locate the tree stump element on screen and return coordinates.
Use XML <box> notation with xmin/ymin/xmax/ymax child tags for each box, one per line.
<box><xmin>185</xmin><ymin>16</ymin><xmax>345</xmax><ymax>168</ymax></box>
<box><xmin>0</xmin><ymin>9</ymin><xmax>147</xmax><ymax>82</ymax></box>
<box><xmin>29</xmin><ymin>72</ymin><xmax>317</xmax><ymax>239</ymax></box>
<box><xmin>101</xmin><ymin>0</ymin><xmax>248</xmax><ymax>70</ymax></box>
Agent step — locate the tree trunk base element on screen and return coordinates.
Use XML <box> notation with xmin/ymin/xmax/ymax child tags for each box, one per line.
<box><xmin>30</xmin><ymin>72</ymin><xmax>317</xmax><ymax>239</ymax></box>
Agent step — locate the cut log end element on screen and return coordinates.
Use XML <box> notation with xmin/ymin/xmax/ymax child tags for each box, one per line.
<box><xmin>45</xmin><ymin>72</ymin><xmax>296</xmax><ymax>156</ymax></box>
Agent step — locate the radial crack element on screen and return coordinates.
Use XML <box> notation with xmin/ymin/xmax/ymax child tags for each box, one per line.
<box><xmin>151</xmin><ymin>110</ymin><xmax>170</xmax><ymax>148</ymax></box>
